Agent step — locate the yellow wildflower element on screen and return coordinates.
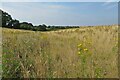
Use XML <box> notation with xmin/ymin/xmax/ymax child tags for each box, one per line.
<box><xmin>78</xmin><ymin>52</ymin><xmax>81</xmax><ymax>55</ymax></box>
<box><xmin>78</xmin><ymin>44</ymin><xmax>82</xmax><ymax>47</ymax></box>
<box><xmin>84</xmin><ymin>48</ymin><xmax>88</xmax><ymax>51</ymax></box>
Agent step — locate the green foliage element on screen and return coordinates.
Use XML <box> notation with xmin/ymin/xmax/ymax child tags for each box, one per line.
<box><xmin>8</xmin><ymin>19</ymin><xmax>20</xmax><ymax>28</ymax></box>
<box><xmin>1</xmin><ymin>10</ymin><xmax>12</xmax><ymax>27</ymax></box>
<box><xmin>20</xmin><ymin>22</ymin><xmax>33</xmax><ymax>30</ymax></box>
<box><xmin>2</xmin><ymin>49</ymin><xmax>22</xmax><ymax>78</ymax></box>
<box><xmin>39</xmin><ymin>24</ymin><xmax>47</xmax><ymax>31</ymax></box>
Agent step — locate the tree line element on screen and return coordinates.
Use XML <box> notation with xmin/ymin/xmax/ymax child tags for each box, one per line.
<box><xmin>1</xmin><ymin>10</ymin><xmax>79</xmax><ymax>31</ymax></box>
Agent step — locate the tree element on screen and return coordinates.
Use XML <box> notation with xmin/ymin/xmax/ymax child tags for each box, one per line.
<box><xmin>0</xmin><ymin>10</ymin><xmax>2</xmax><ymax>27</ymax></box>
<box><xmin>2</xmin><ymin>10</ymin><xmax>12</xmax><ymax>27</ymax></box>
<box><xmin>20</xmin><ymin>22</ymin><xmax>33</xmax><ymax>30</ymax></box>
<box><xmin>38</xmin><ymin>24</ymin><xmax>47</xmax><ymax>31</ymax></box>
<box><xmin>8</xmin><ymin>19</ymin><xmax>20</xmax><ymax>28</ymax></box>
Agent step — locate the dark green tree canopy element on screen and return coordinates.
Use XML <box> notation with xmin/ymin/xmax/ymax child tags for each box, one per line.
<box><xmin>2</xmin><ymin>10</ymin><xmax>12</xmax><ymax>27</ymax></box>
<box><xmin>20</xmin><ymin>22</ymin><xmax>33</xmax><ymax>30</ymax></box>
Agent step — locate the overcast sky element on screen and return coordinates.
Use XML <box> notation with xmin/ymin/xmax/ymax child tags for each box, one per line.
<box><xmin>1</xmin><ymin>2</ymin><xmax>118</xmax><ymax>26</ymax></box>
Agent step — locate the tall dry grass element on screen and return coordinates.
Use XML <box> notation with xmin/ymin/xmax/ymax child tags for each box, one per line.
<box><xmin>2</xmin><ymin>25</ymin><xmax>118</xmax><ymax>78</ymax></box>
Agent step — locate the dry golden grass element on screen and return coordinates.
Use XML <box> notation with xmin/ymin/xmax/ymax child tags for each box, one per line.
<box><xmin>2</xmin><ymin>25</ymin><xmax>118</xmax><ymax>78</ymax></box>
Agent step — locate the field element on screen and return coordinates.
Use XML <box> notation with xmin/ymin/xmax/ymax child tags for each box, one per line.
<box><xmin>2</xmin><ymin>25</ymin><xmax>118</xmax><ymax>78</ymax></box>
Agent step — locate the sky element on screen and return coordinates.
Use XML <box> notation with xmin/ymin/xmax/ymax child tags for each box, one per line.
<box><xmin>1</xmin><ymin>2</ymin><xmax>118</xmax><ymax>26</ymax></box>
<box><xmin>1</xmin><ymin>0</ymin><xmax>119</xmax><ymax>2</ymax></box>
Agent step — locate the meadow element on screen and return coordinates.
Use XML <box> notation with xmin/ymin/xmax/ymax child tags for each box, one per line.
<box><xmin>2</xmin><ymin>25</ymin><xmax>118</xmax><ymax>78</ymax></box>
